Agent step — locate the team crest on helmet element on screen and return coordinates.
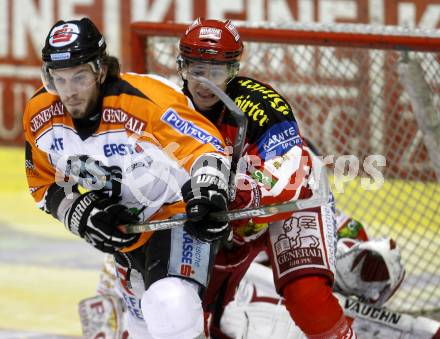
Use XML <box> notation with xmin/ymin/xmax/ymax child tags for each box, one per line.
<box><xmin>199</xmin><ymin>27</ymin><xmax>222</xmax><ymax>41</ymax></box>
<box><xmin>49</xmin><ymin>23</ymin><xmax>79</xmax><ymax>47</ymax></box>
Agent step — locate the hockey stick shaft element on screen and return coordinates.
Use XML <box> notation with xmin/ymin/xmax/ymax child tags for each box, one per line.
<box><xmin>194</xmin><ymin>76</ymin><xmax>248</xmax><ymax>176</ymax></box>
<box><xmin>194</xmin><ymin>76</ymin><xmax>248</xmax><ymax>201</ymax></box>
<box><xmin>124</xmin><ymin>151</ymin><xmax>332</xmax><ymax>234</ymax></box>
<box><xmin>123</xmin><ymin>194</ymin><xmax>325</xmax><ymax>234</ymax></box>
<box><xmin>337</xmin><ymin>294</ymin><xmax>440</xmax><ymax>335</ymax></box>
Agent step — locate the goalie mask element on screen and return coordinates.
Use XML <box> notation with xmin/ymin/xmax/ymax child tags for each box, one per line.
<box><xmin>40</xmin><ymin>17</ymin><xmax>106</xmax><ymax>95</ymax></box>
<box><xmin>177</xmin><ymin>18</ymin><xmax>243</xmax><ymax>85</ymax></box>
<box><xmin>335</xmin><ymin>237</ymin><xmax>405</xmax><ymax>306</ymax></box>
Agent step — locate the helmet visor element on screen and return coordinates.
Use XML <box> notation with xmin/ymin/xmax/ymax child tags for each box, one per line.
<box><xmin>41</xmin><ymin>62</ymin><xmax>102</xmax><ymax>96</ymax></box>
<box><xmin>179</xmin><ymin>58</ymin><xmax>238</xmax><ymax>86</ymax></box>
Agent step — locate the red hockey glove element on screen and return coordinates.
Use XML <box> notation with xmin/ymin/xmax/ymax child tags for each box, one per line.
<box><xmin>228</xmin><ymin>174</ymin><xmax>261</xmax><ymax>228</ymax></box>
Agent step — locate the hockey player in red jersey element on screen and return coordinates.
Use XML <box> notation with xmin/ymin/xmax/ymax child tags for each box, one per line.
<box><xmin>176</xmin><ymin>18</ymin><xmax>356</xmax><ymax>338</ymax></box>
<box><xmin>24</xmin><ymin>17</ymin><xmax>233</xmax><ymax>339</ymax></box>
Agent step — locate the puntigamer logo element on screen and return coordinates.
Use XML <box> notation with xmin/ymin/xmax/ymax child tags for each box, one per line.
<box><xmin>161</xmin><ymin>109</ymin><xmax>224</xmax><ymax>152</ymax></box>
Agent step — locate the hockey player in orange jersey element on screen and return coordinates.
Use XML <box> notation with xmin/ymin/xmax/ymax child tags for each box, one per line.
<box><xmin>23</xmin><ymin>17</ymin><xmax>233</xmax><ymax>339</ymax></box>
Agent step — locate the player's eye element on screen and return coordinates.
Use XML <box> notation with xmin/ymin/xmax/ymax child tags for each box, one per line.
<box><xmin>210</xmin><ymin>69</ymin><xmax>227</xmax><ymax>78</ymax></box>
<box><xmin>189</xmin><ymin>68</ymin><xmax>207</xmax><ymax>76</ymax></box>
<box><xmin>53</xmin><ymin>77</ymin><xmax>66</xmax><ymax>86</ymax></box>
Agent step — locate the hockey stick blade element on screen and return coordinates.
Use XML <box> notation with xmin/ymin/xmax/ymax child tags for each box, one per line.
<box><xmin>123</xmin><ymin>196</ymin><xmax>323</xmax><ymax>234</ymax></box>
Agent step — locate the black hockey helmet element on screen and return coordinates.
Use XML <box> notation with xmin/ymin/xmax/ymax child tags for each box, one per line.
<box><xmin>41</xmin><ymin>17</ymin><xmax>106</xmax><ymax>69</ymax></box>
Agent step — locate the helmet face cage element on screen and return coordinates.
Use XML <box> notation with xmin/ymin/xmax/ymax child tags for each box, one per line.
<box><xmin>177</xmin><ymin>18</ymin><xmax>243</xmax><ymax>86</ymax></box>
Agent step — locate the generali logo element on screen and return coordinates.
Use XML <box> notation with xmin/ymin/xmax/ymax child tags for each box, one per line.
<box><xmin>49</xmin><ymin>23</ymin><xmax>79</xmax><ymax>47</ymax></box>
<box><xmin>30</xmin><ymin>102</ymin><xmax>64</xmax><ymax>133</ymax></box>
<box><xmin>102</xmin><ymin>108</ymin><xmax>146</xmax><ymax>135</ymax></box>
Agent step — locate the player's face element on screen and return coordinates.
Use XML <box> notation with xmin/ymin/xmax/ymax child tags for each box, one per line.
<box><xmin>50</xmin><ymin>64</ymin><xmax>102</xmax><ymax>119</ymax></box>
<box><xmin>185</xmin><ymin>62</ymin><xmax>230</xmax><ymax>112</ymax></box>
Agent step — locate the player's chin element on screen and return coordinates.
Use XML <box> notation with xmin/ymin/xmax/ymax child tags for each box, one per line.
<box><xmin>67</xmin><ymin>104</ymin><xmax>90</xmax><ymax>119</ymax></box>
<box><xmin>67</xmin><ymin>107</ymin><xmax>84</xmax><ymax>119</ymax></box>
<box><xmin>195</xmin><ymin>93</ymin><xmax>218</xmax><ymax>107</ymax></box>
<box><xmin>68</xmin><ymin>108</ymin><xmax>86</xmax><ymax>119</ymax></box>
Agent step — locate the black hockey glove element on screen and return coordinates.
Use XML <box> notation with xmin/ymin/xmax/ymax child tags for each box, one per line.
<box><xmin>181</xmin><ymin>173</ymin><xmax>230</xmax><ymax>243</ymax></box>
<box><xmin>64</xmin><ymin>191</ymin><xmax>140</xmax><ymax>253</ymax></box>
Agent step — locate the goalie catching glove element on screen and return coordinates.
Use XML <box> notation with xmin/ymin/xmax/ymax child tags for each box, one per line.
<box><xmin>64</xmin><ymin>191</ymin><xmax>140</xmax><ymax>253</ymax></box>
<box><xmin>182</xmin><ymin>154</ymin><xmax>231</xmax><ymax>243</ymax></box>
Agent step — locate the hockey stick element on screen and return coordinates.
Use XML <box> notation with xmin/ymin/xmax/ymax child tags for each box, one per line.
<box><xmin>194</xmin><ymin>76</ymin><xmax>248</xmax><ymax>198</ymax></box>
<box><xmin>124</xmin><ymin>193</ymin><xmax>325</xmax><ymax>234</ymax></box>
<box><xmin>122</xmin><ymin>76</ymin><xmax>251</xmax><ymax>235</ymax></box>
<box><xmin>124</xmin><ymin>163</ymin><xmax>331</xmax><ymax>234</ymax></box>
<box><xmin>194</xmin><ymin>76</ymin><xmax>248</xmax><ymax>179</ymax></box>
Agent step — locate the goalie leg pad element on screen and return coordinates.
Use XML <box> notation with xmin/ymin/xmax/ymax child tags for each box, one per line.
<box><xmin>78</xmin><ymin>294</ymin><xmax>126</xmax><ymax>339</ymax></box>
<box><xmin>283</xmin><ymin>275</ymin><xmax>355</xmax><ymax>337</ymax></box>
<box><xmin>141</xmin><ymin>277</ymin><xmax>204</xmax><ymax>339</ymax></box>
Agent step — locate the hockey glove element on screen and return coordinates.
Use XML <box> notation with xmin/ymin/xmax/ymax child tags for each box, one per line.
<box><xmin>64</xmin><ymin>191</ymin><xmax>140</xmax><ymax>253</ymax></box>
<box><xmin>228</xmin><ymin>173</ymin><xmax>261</xmax><ymax>228</ymax></box>
<box><xmin>181</xmin><ymin>172</ymin><xmax>230</xmax><ymax>243</ymax></box>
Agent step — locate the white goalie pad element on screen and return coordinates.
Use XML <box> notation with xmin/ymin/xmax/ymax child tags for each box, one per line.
<box><xmin>339</xmin><ymin>294</ymin><xmax>440</xmax><ymax>339</ymax></box>
<box><xmin>335</xmin><ymin>237</ymin><xmax>405</xmax><ymax>306</ymax></box>
<box><xmin>220</xmin><ymin>262</ymin><xmax>440</xmax><ymax>339</ymax></box>
<box><xmin>79</xmin><ymin>294</ymin><xmax>126</xmax><ymax>339</ymax></box>
<box><xmin>220</xmin><ymin>263</ymin><xmax>305</xmax><ymax>339</ymax></box>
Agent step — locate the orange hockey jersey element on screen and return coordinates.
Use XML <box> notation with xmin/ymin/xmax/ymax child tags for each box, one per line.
<box><xmin>23</xmin><ymin>73</ymin><xmax>229</xmax><ymax>248</ymax></box>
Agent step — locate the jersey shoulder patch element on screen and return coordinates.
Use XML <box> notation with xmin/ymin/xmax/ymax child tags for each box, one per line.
<box><xmin>228</xmin><ymin>76</ymin><xmax>295</xmax><ymax>129</ymax></box>
<box><xmin>161</xmin><ymin>108</ymin><xmax>225</xmax><ymax>152</ymax></box>
<box><xmin>25</xmin><ymin>93</ymin><xmax>66</xmax><ymax>135</ymax></box>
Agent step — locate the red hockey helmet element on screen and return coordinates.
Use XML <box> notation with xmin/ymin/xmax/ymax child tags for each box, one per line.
<box><xmin>179</xmin><ymin>18</ymin><xmax>243</xmax><ymax>63</ymax></box>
